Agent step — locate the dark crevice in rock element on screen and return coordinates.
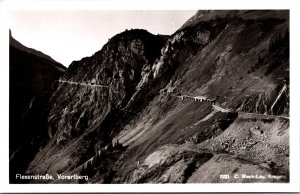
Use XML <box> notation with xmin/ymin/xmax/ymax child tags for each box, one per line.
<box><xmin>182</xmin><ymin>153</ymin><xmax>214</xmax><ymax>183</ymax></box>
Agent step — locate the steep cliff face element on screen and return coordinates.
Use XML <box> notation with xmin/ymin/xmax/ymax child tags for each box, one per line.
<box><xmin>47</xmin><ymin>30</ymin><xmax>167</xmax><ymax>141</ymax></box>
<box><xmin>25</xmin><ymin>29</ymin><xmax>168</xmax><ymax>182</ymax></box>
<box><xmin>20</xmin><ymin>10</ymin><xmax>289</xmax><ymax>184</ymax></box>
<box><xmin>9</xmin><ymin>33</ymin><xmax>66</xmax><ymax>182</ymax></box>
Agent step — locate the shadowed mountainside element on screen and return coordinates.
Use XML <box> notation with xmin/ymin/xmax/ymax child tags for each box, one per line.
<box><xmin>9</xmin><ymin>32</ymin><xmax>66</xmax><ymax>182</ymax></box>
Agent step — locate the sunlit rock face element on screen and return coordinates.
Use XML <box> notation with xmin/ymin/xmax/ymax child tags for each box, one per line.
<box><xmin>47</xmin><ymin>30</ymin><xmax>167</xmax><ymax>143</ymax></box>
<box><xmin>12</xmin><ymin>10</ymin><xmax>289</xmax><ymax>184</ymax></box>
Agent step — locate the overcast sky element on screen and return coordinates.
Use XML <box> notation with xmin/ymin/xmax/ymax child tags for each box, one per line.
<box><xmin>10</xmin><ymin>11</ymin><xmax>196</xmax><ymax>67</ymax></box>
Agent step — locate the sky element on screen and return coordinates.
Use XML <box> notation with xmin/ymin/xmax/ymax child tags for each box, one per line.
<box><xmin>10</xmin><ymin>11</ymin><xmax>196</xmax><ymax>67</ymax></box>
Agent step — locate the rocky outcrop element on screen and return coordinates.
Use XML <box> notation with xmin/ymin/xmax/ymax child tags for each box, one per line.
<box><xmin>235</xmin><ymin>82</ymin><xmax>289</xmax><ymax>115</ymax></box>
<box><xmin>120</xmin><ymin>144</ymin><xmax>213</xmax><ymax>183</ymax></box>
<box><xmin>194</xmin><ymin>115</ymin><xmax>289</xmax><ymax>182</ymax></box>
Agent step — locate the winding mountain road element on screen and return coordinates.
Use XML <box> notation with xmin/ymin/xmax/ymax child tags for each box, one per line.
<box><xmin>175</xmin><ymin>94</ymin><xmax>289</xmax><ymax>120</ymax></box>
<box><xmin>58</xmin><ymin>80</ymin><xmax>110</xmax><ymax>88</ymax></box>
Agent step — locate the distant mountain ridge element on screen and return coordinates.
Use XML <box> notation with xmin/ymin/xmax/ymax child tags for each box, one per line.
<box><xmin>180</xmin><ymin>10</ymin><xmax>289</xmax><ymax>30</ymax></box>
<box><xmin>9</xmin><ymin>30</ymin><xmax>66</xmax><ymax>70</ymax></box>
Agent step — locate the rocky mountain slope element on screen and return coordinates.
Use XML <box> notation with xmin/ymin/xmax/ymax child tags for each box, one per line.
<box><xmin>9</xmin><ymin>32</ymin><xmax>66</xmax><ymax>182</ymax></box>
<box><xmin>11</xmin><ymin>10</ymin><xmax>289</xmax><ymax>183</ymax></box>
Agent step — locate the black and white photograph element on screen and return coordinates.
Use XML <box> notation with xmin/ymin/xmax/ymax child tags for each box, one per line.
<box><xmin>8</xmin><ymin>9</ymin><xmax>291</xmax><ymax>184</ymax></box>
<box><xmin>1</xmin><ymin>0</ymin><xmax>300</xmax><ymax>192</ymax></box>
